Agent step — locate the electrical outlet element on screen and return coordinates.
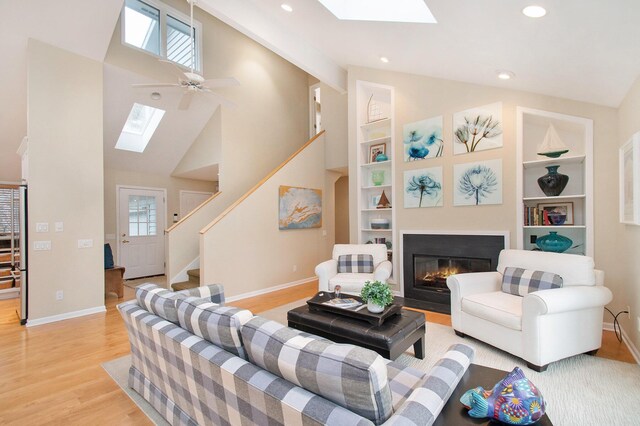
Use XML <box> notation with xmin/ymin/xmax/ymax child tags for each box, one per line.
<box><xmin>56</xmin><ymin>290</ymin><xmax>63</xmax><ymax>301</ymax></box>
<box><xmin>530</xmin><ymin>235</ymin><xmax>537</xmax><ymax>244</ymax></box>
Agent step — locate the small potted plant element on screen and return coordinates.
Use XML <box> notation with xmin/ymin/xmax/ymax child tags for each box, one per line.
<box><xmin>360</xmin><ymin>280</ymin><xmax>394</xmax><ymax>313</ymax></box>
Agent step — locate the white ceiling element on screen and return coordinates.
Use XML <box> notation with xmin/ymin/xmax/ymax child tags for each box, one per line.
<box><xmin>202</xmin><ymin>0</ymin><xmax>640</xmax><ymax>107</ymax></box>
<box><xmin>103</xmin><ymin>64</ymin><xmax>220</xmax><ymax>177</ymax></box>
<box><xmin>0</xmin><ymin>0</ymin><xmax>124</xmax><ymax>182</ymax></box>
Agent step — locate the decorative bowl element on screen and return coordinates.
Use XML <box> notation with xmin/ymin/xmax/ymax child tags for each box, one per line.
<box><xmin>370</xmin><ymin>218</ymin><xmax>390</xmax><ymax>229</ymax></box>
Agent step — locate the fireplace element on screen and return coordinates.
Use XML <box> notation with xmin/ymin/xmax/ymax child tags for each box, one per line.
<box><xmin>402</xmin><ymin>232</ymin><xmax>507</xmax><ymax>313</ymax></box>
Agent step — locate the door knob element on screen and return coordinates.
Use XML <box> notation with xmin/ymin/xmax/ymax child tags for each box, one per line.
<box><xmin>122</xmin><ymin>239</ymin><xmax>130</xmax><ymax>244</ymax></box>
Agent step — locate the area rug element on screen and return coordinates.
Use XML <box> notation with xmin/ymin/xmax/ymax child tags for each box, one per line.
<box><xmin>104</xmin><ymin>299</ymin><xmax>640</xmax><ymax>425</ymax></box>
<box><xmin>123</xmin><ymin>275</ymin><xmax>167</xmax><ymax>290</ymax></box>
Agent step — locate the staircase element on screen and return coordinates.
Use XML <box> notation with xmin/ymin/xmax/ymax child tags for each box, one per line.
<box><xmin>171</xmin><ymin>268</ymin><xmax>199</xmax><ymax>291</ymax></box>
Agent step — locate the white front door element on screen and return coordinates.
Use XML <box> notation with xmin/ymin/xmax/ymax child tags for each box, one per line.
<box><xmin>118</xmin><ymin>187</ymin><xmax>165</xmax><ymax>279</ymax></box>
<box><xmin>179</xmin><ymin>190</ymin><xmax>213</xmax><ymax>218</ymax></box>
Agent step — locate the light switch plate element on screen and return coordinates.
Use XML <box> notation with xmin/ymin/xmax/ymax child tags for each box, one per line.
<box><xmin>77</xmin><ymin>239</ymin><xmax>93</xmax><ymax>249</ymax></box>
<box><xmin>55</xmin><ymin>222</ymin><xmax>63</xmax><ymax>232</ymax></box>
<box><xmin>36</xmin><ymin>222</ymin><xmax>49</xmax><ymax>233</ymax></box>
<box><xmin>34</xmin><ymin>241</ymin><xmax>51</xmax><ymax>251</ymax></box>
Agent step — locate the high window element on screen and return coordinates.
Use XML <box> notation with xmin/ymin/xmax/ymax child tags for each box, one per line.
<box><xmin>115</xmin><ymin>103</ymin><xmax>166</xmax><ymax>153</ymax></box>
<box><xmin>122</xmin><ymin>0</ymin><xmax>201</xmax><ymax>71</ymax></box>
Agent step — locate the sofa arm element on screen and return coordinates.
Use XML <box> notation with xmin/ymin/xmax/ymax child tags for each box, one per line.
<box><xmin>384</xmin><ymin>344</ymin><xmax>474</xmax><ymax>425</ymax></box>
<box><xmin>374</xmin><ymin>260</ymin><xmax>393</xmax><ymax>282</ymax></box>
<box><xmin>315</xmin><ymin>259</ymin><xmax>338</xmax><ymax>292</ymax></box>
<box><xmin>523</xmin><ymin>285</ymin><xmax>613</xmax><ymax>316</ymax></box>
<box><xmin>176</xmin><ymin>284</ymin><xmax>225</xmax><ymax>305</ymax></box>
<box><xmin>447</xmin><ymin>271</ymin><xmax>502</xmax><ymax>297</ymax></box>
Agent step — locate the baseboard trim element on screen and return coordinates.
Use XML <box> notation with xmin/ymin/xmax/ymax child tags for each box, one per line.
<box><xmin>26</xmin><ymin>305</ymin><xmax>107</xmax><ymax>327</ymax></box>
<box><xmin>603</xmin><ymin>322</ymin><xmax>640</xmax><ymax>364</ymax></box>
<box><xmin>0</xmin><ymin>288</ymin><xmax>20</xmax><ymax>300</ymax></box>
<box><xmin>225</xmin><ymin>277</ymin><xmax>315</xmax><ymax>303</ymax></box>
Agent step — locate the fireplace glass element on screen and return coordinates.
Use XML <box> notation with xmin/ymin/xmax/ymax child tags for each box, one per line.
<box><xmin>413</xmin><ymin>255</ymin><xmax>491</xmax><ymax>293</ymax></box>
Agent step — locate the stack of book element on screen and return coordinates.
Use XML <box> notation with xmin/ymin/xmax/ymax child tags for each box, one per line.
<box><xmin>524</xmin><ymin>206</ymin><xmax>551</xmax><ymax>226</ymax></box>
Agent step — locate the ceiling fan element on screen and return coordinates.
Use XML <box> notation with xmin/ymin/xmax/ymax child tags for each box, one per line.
<box><xmin>132</xmin><ymin>0</ymin><xmax>239</xmax><ymax>110</ymax></box>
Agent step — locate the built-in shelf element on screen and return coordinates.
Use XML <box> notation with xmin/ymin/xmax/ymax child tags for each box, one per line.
<box><xmin>361</xmin><ymin>208</ymin><xmax>392</xmax><ymax>212</ymax></box>
<box><xmin>361</xmin><ymin>160</ymin><xmax>391</xmax><ymax>168</ymax></box>
<box><xmin>523</xmin><ymin>194</ymin><xmax>586</xmax><ymax>202</ymax></box>
<box><xmin>361</xmin><ymin>136</ymin><xmax>391</xmax><ymax>146</ymax></box>
<box><xmin>361</xmin><ymin>184</ymin><xmax>392</xmax><ymax>190</ymax></box>
<box><xmin>360</xmin><ymin>118</ymin><xmax>391</xmax><ymax>131</ymax></box>
<box><xmin>522</xmin><ymin>155</ymin><xmax>586</xmax><ymax>169</ymax></box>
<box><xmin>523</xmin><ymin>225</ymin><xmax>586</xmax><ymax>229</ymax></box>
<box><xmin>361</xmin><ymin>229</ymin><xmax>392</xmax><ymax>232</ymax></box>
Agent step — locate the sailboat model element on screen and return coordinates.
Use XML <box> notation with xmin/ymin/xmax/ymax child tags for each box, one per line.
<box><xmin>537</xmin><ymin>124</ymin><xmax>569</xmax><ymax>158</ymax></box>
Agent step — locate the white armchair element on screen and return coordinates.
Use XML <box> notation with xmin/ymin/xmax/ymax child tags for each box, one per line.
<box><xmin>315</xmin><ymin>244</ymin><xmax>392</xmax><ymax>294</ymax></box>
<box><xmin>447</xmin><ymin>249</ymin><xmax>612</xmax><ymax>372</ymax></box>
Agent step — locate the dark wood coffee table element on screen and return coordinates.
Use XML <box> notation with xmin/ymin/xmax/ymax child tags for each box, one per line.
<box><xmin>435</xmin><ymin>364</ymin><xmax>553</xmax><ymax>425</ymax></box>
<box><xmin>287</xmin><ymin>303</ymin><xmax>426</xmax><ymax>360</ymax></box>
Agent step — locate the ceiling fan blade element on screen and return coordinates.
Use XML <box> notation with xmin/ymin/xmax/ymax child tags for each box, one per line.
<box><xmin>178</xmin><ymin>91</ymin><xmax>195</xmax><ymax>110</ymax></box>
<box><xmin>132</xmin><ymin>83</ymin><xmax>182</xmax><ymax>88</ymax></box>
<box><xmin>201</xmin><ymin>90</ymin><xmax>237</xmax><ymax>109</ymax></box>
<box><xmin>201</xmin><ymin>77</ymin><xmax>240</xmax><ymax>89</ymax></box>
<box><xmin>159</xmin><ymin>59</ymin><xmax>188</xmax><ymax>80</ymax></box>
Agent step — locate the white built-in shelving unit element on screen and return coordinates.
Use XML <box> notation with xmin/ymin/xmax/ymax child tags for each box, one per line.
<box><xmin>516</xmin><ymin>107</ymin><xmax>594</xmax><ymax>256</ymax></box>
<box><xmin>356</xmin><ymin>81</ymin><xmax>396</xmax><ymax>282</ymax></box>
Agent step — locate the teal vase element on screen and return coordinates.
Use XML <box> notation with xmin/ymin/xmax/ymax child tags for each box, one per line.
<box><xmin>375</xmin><ymin>153</ymin><xmax>388</xmax><ymax>162</ymax></box>
<box><xmin>535</xmin><ymin>231</ymin><xmax>572</xmax><ymax>253</ymax></box>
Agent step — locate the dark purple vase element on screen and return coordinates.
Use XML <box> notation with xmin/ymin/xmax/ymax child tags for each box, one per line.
<box><xmin>537</xmin><ymin>165</ymin><xmax>569</xmax><ymax>196</ymax></box>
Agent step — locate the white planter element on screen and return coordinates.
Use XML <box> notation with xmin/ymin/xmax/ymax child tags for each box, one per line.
<box><xmin>367</xmin><ymin>301</ymin><xmax>385</xmax><ymax>313</ymax></box>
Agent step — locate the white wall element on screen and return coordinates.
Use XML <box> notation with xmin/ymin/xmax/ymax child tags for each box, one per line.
<box><xmin>616</xmin><ymin>75</ymin><xmax>640</xmax><ymax>355</ymax></box>
<box><xmin>320</xmin><ymin>83</ymin><xmax>348</xmax><ymax>172</ymax></box>
<box><xmin>27</xmin><ymin>40</ymin><xmax>104</xmax><ymax>322</ymax></box>
<box><xmin>347</xmin><ymin>66</ymin><xmax>619</xmax><ymax>294</ymax></box>
<box><xmin>200</xmin><ymin>133</ymin><xmax>337</xmax><ymax>298</ymax></box>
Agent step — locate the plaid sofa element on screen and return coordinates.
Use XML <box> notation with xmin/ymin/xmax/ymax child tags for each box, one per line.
<box><xmin>118</xmin><ymin>285</ymin><xmax>474</xmax><ymax>426</ymax></box>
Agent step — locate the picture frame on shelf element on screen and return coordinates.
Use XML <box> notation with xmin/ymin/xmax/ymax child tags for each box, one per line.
<box><xmin>369</xmin><ymin>143</ymin><xmax>386</xmax><ymax>163</ymax></box>
<box><xmin>537</xmin><ymin>202</ymin><xmax>574</xmax><ymax>225</ymax></box>
<box><xmin>619</xmin><ymin>132</ymin><xmax>640</xmax><ymax>225</ymax></box>
<box><xmin>371</xmin><ymin>194</ymin><xmax>381</xmax><ymax>209</ymax></box>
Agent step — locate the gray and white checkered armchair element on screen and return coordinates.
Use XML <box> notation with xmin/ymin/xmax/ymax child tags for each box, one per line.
<box><xmin>315</xmin><ymin>244</ymin><xmax>392</xmax><ymax>294</ymax></box>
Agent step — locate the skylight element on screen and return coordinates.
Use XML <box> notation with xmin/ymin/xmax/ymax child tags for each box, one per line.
<box><xmin>116</xmin><ymin>103</ymin><xmax>165</xmax><ymax>153</ymax></box>
<box><xmin>317</xmin><ymin>0</ymin><xmax>437</xmax><ymax>23</ymax></box>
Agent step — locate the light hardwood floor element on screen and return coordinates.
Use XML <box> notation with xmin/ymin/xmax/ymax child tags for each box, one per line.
<box><xmin>0</xmin><ymin>281</ymin><xmax>634</xmax><ymax>424</ymax></box>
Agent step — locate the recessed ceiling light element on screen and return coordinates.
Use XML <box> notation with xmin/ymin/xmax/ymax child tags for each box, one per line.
<box><xmin>380</xmin><ymin>56</ymin><xmax>389</xmax><ymax>63</ymax></box>
<box><xmin>150</xmin><ymin>92</ymin><xmax>161</xmax><ymax>100</ymax></box>
<box><xmin>497</xmin><ymin>70</ymin><xmax>515</xmax><ymax>80</ymax></box>
<box><xmin>281</xmin><ymin>4</ymin><xmax>293</xmax><ymax>12</ymax></box>
<box><xmin>522</xmin><ymin>5</ymin><xmax>547</xmax><ymax>18</ymax></box>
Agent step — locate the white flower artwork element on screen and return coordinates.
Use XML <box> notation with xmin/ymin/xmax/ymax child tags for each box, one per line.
<box><xmin>453</xmin><ymin>102</ymin><xmax>503</xmax><ymax>155</ymax></box>
<box><xmin>453</xmin><ymin>159</ymin><xmax>503</xmax><ymax>206</ymax></box>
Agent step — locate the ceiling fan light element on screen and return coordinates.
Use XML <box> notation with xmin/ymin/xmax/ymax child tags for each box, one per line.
<box><xmin>150</xmin><ymin>92</ymin><xmax>162</xmax><ymax>100</ymax></box>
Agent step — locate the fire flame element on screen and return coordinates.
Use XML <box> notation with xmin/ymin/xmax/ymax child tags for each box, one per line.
<box><xmin>423</xmin><ymin>267</ymin><xmax>460</xmax><ymax>281</ymax></box>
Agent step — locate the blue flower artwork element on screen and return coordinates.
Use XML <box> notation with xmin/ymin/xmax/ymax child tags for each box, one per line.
<box><xmin>453</xmin><ymin>159</ymin><xmax>503</xmax><ymax>206</ymax></box>
<box><xmin>404</xmin><ymin>167</ymin><xmax>443</xmax><ymax>208</ymax></box>
<box><xmin>403</xmin><ymin>116</ymin><xmax>444</xmax><ymax>162</ymax></box>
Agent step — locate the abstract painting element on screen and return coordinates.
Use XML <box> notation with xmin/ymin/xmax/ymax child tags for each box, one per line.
<box><xmin>279</xmin><ymin>186</ymin><xmax>322</xmax><ymax>229</ymax></box>
<box><xmin>404</xmin><ymin>167</ymin><xmax>443</xmax><ymax>208</ymax></box>
<box><xmin>453</xmin><ymin>159</ymin><xmax>503</xmax><ymax>206</ymax></box>
<box><xmin>403</xmin><ymin>116</ymin><xmax>444</xmax><ymax>162</ymax></box>
<box><xmin>453</xmin><ymin>102</ymin><xmax>503</xmax><ymax>155</ymax></box>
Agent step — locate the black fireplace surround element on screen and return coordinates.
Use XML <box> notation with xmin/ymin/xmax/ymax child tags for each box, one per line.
<box><xmin>403</xmin><ymin>234</ymin><xmax>505</xmax><ymax>314</ymax></box>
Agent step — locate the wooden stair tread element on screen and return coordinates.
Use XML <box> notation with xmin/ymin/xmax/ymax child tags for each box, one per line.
<box><xmin>186</xmin><ymin>269</ymin><xmax>200</xmax><ymax>278</ymax></box>
<box><xmin>171</xmin><ymin>281</ymin><xmax>199</xmax><ymax>291</ymax></box>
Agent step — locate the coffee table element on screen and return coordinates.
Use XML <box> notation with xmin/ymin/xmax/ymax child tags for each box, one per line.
<box><xmin>287</xmin><ymin>302</ymin><xmax>426</xmax><ymax>360</ymax></box>
<box><xmin>435</xmin><ymin>364</ymin><xmax>553</xmax><ymax>425</ymax></box>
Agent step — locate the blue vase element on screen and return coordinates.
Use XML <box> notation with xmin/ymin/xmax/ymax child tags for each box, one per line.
<box><xmin>375</xmin><ymin>153</ymin><xmax>388</xmax><ymax>162</ymax></box>
<box><xmin>535</xmin><ymin>231</ymin><xmax>572</xmax><ymax>253</ymax></box>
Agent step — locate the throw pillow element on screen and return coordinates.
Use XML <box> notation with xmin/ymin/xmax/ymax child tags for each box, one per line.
<box><xmin>175</xmin><ymin>297</ymin><xmax>252</xmax><ymax>359</ymax></box>
<box><xmin>337</xmin><ymin>254</ymin><xmax>374</xmax><ymax>273</ymax></box>
<box><xmin>241</xmin><ymin>316</ymin><xmax>393</xmax><ymax>424</ymax></box>
<box><xmin>176</xmin><ymin>283</ymin><xmax>225</xmax><ymax>305</ymax></box>
<box><xmin>502</xmin><ymin>267</ymin><xmax>563</xmax><ymax>296</ymax></box>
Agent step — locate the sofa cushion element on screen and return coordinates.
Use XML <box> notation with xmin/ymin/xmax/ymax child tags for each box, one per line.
<box><xmin>337</xmin><ymin>254</ymin><xmax>374</xmax><ymax>273</ymax></box>
<box><xmin>241</xmin><ymin>316</ymin><xmax>394</xmax><ymax>424</ymax></box>
<box><xmin>135</xmin><ymin>283</ymin><xmax>182</xmax><ymax>323</ymax></box>
<box><xmin>497</xmin><ymin>249</ymin><xmax>595</xmax><ymax>286</ymax></box>
<box><xmin>175</xmin><ymin>297</ymin><xmax>253</xmax><ymax>359</ymax></box>
<box><xmin>501</xmin><ymin>267</ymin><xmax>563</xmax><ymax>296</ymax></box>
<box><xmin>462</xmin><ymin>291</ymin><xmax>523</xmax><ymax>331</ymax></box>
<box><xmin>175</xmin><ymin>283</ymin><xmax>225</xmax><ymax>305</ymax></box>
<box><xmin>329</xmin><ymin>273</ymin><xmax>375</xmax><ymax>293</ymax></box>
